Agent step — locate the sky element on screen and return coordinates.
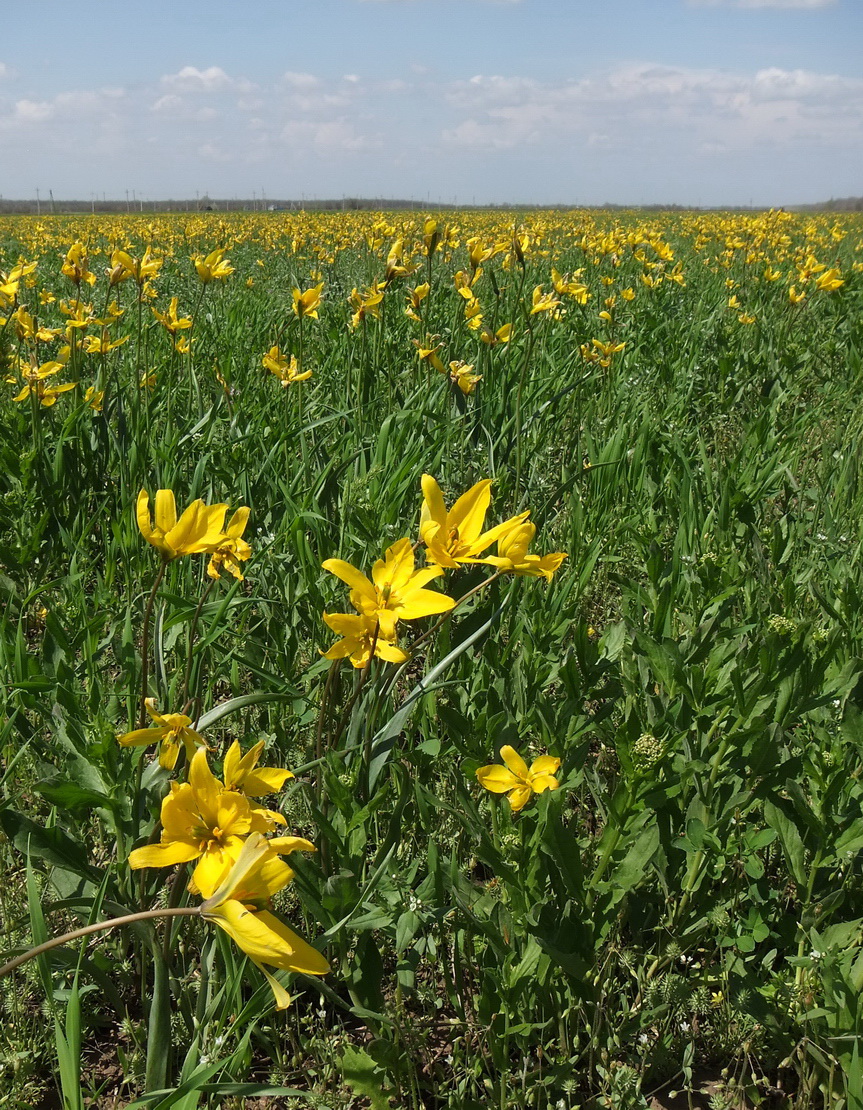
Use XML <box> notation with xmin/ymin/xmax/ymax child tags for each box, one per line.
<box><xmin>0</xmin><ymin>0</ymin><xmax>860</xmax><ymax>207</ymax></box>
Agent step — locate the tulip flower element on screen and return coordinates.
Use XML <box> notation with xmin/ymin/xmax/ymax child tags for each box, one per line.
<box><xmin>13</xmin><ymin>362</ymin><xmax>76</xmax><ymax>407</ymax></box>
<box><xmin>222</xmin><ymin>740</ymin><xmax>294</xmax><ymax>797</ymax></box>
<box><xmin>482</xmin><ymin>521</ymin><xmax>567</xmax><ymax>582</ymax></box>
<box><xmin>420</xmin><ymin>476</ymin><xmax>528</xmax><ymax>569</ymax></box>
<box><xmin>136</xmin><ymin>488</ymin><xmax>229</xmax><ymax>560</ymax></box>
<box><xmin>200</xmin><ymin>833</ymin><xmax>330</xmax><ymax>1009</ymax></box>
<box><xmin>207</xmin><ymin>506</ymin><xmax>252</xmax><ymax>580</ymax></box>
<box><xmin>193</xmin><ymin>248</ymin><xmax>234</xmax><ymax>284</ymax></box>
<box><xmin>117</xmin><ymin>698</ymin><xmax>206</xmax><ymax>771</ymax></box>
<box><xmin>476</xmin><ymin>745</ymin><xmax>560</xmax><ymax>812</ymax></box>
<box><xmin>128</xmin><ymin>748</ymin><xmax>294</xmax><ymax>895</ymax></box>
<box><xmin>323</xmin><ymin>538</ymin><xmax>454</xmax><ymax>640</ymax></box>
<box><xmin>292</xmin><ymin>282</ymin><xmax>323</xmax><ymax>319</ymax></box>
<box><xmin>321</xmin><ymin>612</ymin><xmax>409</xmax><ymax>668</ymax></box>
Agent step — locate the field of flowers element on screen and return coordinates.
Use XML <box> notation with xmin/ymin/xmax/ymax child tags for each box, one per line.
<box><xmin>0</xmin><ymin>207</ymin><xmax>861</xmax><ymax>1108</ymax></box>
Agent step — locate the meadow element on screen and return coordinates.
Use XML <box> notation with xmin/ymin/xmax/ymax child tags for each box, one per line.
<box><xmin>0</xmin><ymin>206</ymin><xmax>861</xmax><ymax>1109</ymax></box>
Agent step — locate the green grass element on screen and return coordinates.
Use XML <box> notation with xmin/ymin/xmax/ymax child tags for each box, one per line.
<box><xmin>0</xmin><ymin>208</ymin><xmax>862</xmax><ymax>1108</ymax></box>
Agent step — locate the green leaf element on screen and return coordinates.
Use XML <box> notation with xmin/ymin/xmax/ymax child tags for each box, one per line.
<box><xmin>339</xmin><ymin>1045</ymin><xmax>392</xmax><ymax>1110</ymax></box>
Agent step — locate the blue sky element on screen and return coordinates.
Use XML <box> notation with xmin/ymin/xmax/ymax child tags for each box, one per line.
<box><xmin>1</xmin><ymin>0</ymin><xmax>860</xmax><ymax>205</ymax></box>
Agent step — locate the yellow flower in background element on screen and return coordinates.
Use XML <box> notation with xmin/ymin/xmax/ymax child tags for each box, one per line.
<box><xmin>321</xmin><ymin>611</ymin><xmax>410</xmax><ymax>668</ymax></box>
<box><xmin>420</xmin><ymin>475</ymin><xmax>528</xmax><ymax>569</ymax></box>
<box><xmin>349</xmin><ymin>281</ymin><xmax>385</xmax><ymax>328</ymax></box>
<box><xmin>551</xmin><ymin>268</ymin><xmax>590</xmax><ymax>304</ymax></box>
<box><xmin>222</xmin><ymin>740</ymin><xmax>294</xmax><ymax>797</ymax></box>
<box><xmin>405</xmin><ymin>283</ymin><xmax>429</xmax><ymax>322</ymax></box>
<box><xmin>292</xmin><ymin>282</ymin><xmax>324</xmax><ymax>319</ymax></box>
<box><xmin>262</xmin><ymin>346</ymin><xmax>312</xmax><ymax>385</ymax></box>
<box><xmin>423</xmin><ymin>218</ymin><xmax>442</xmax><ymax>257</ymax></box>
<box><xmin>480</xmin><ymin>322</ymin><xmax>512</xmax><ymax>347</ymax></box>
<box><xmin>193</xmin><ymin>248</ymin><xmax>234</xmax><ymax>284</ymax></box>
<box><xmin>13</xmin><ymin>362</ymin><xmax>76</xmax><ymax>407</ymax></box>
<box><xmin>83</xmin><ymin>333</ymin><xmax>129</xmax><ymax>355</ymax></box>
<box><xmin>789</xmin><ymin>285</ymin><xmax>807</xmax><ymax>305</ymax></box>
<box><xmin>207</xmin><ymin>506</ymin><xmax>252</xmax><ymax>580</ymax></box>
<box><xmin>815</xmin><ymin>268</ymin><xmax>843</xmax><ymax>293</ymax></box>
<box><xmin>385</xmin><ymin>238</ymin><xmax>416</xmax><ymax>280</ymax></box>
<box><xmin>12</xmin><ymin>307</ymin><xmax>59</xmax><ymax>344</ymax></box>
<box><xmin>61</xmin><ymin>242</ymin><xmax>97</xmax><ymax>287</ymax></box>
<box><xmin>530</xmin><ymin>286</ymin><xmax>561</xmax><ymax>316</ymax></box>
<box><xmin>482</xmin><ymin>521</ymin><xmax>567</xmax><ymax>581</ymax></box>
<box><xmin>323</xmin><ymin>538</ymin><xmax>454</xmax><ymax>639</ymax></box>
<box><xmin>414</xmin><ymin>337</ymin><xmax>446</xmax><ymax>374</ymax></box>
<box><xmin>84</xmin><ymin>386</ymin><xmax>104</xmax><ymax>412</ymax></box>
<box><xmin>449</xmin><ymin>360</ymin><xmax>482</xmax><ymax>395</ymax></box>
<box><xmin>117</xmin><ymin>698</ymin><xmax>206</xmax><ymax>771</ymax></box>
<box><xmin>110</xmin><ymin>247</ymin><xmax>162</xmax><ymax>286</ymax></box>
<box><xmin>152</xmin><ymin>296</ymin><xmax>193</xmax><ymax>336</ymax></box>
<box><xmin>200</xmin><ymin>833</ymin><xmax>329</xmax><ymax>1010</ymax></box>
<box><xmin>476</xmin><ymin>745</ymin><xmax>560</xmax><ymax>812</ymax></box>
<box><xmin>136</xmin><ymin>488</ymin><xmax>228</xmax><ymax>560</ymax></box>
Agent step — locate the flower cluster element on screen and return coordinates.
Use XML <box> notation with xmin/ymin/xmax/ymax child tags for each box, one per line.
<box><xmin>136</xmin><ymin>487</ymin><xmax>251</xmax><ymax>580</ymax></box>
<box><xmin>322</xmin><ymin>475</ymin><xmax>566</xmax><ymax>668</ymax></box>
<box><xmin>128</xmin><ymin>743</ymin><xmax>328</xmax><ymax>1008</ymax></box>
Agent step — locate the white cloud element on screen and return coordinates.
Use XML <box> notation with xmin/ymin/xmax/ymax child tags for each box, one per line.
<box><xmin>441</xmin><ymin>63</ymin><xmax>863</xmax><ymax>151</ymax></box>
<box><xmin>14</xmin><ymin>98</ymin><xmax>54</xmax><ymax>122</ymax></box>
<box><xmin>160</xmin><ymin>65</ymin><xmax>250</xmax><ymax>93</ymax></box>
<box><xmin>0</xmin><ymin>59</ymin><xmax>859</xmax><ymax>203</ymax></box>
<box><xmin>281</xmin><ymin>71</ymin><xmax>319</xmax><ymax>89</ymax></box>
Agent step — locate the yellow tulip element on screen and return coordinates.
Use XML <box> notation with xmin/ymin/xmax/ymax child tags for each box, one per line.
<box><xmin>420</xmin><ymin>475</ymin><xmax>528</xmax><ymax>569</ymax></box>
<box><xmin>200</xmin><ymin>833</ymin><xmax>329</xmax><ymax>1009</ymax></box>
<box><xmin>476</xmin><ymin>745</ymin><xmax>560</xmax><ymax>812</ymax></box>
<box><xmin>321</xmin><ymin>611</ymin><xmax>409</xmax><ymax>668</ymax></box>
<box><xmin>323</xmin><ymin>538</ymin><xmax>454</xmax><ymax>640</ymax></box>
<box><xmin>482</xmin><ymin>521</ymin><xmax>567</xmax><ymax>581</ymax></box>
<box><xmin>117</xmin><ymin>698</ymin><xmax>206</xmax><ymax>771</ymax></box>
<box><xmin>136</xmin><ymin>488</ymin><xmax>228</xmax><ymax>560</ymax></box>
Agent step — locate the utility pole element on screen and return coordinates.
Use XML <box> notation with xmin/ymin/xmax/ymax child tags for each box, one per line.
<box><xmin>35</xmin><ymin>188</ymin><xmax>41</xmax><ymax>216</ymax></box>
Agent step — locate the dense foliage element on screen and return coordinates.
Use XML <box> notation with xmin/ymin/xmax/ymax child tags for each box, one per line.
<box><xmin>1</xmin><ymin>208</ymin><xmax>862</xmax><ymax>1108</ymax></box>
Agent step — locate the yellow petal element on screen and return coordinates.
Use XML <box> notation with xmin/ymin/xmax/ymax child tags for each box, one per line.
<box><xmin>129</xmin><ymin>840</ymin><xmax>200</xmax><ymax>869</ymax></box>
<box><xmin>500</xmin><ymin>745</ymin><xmax>530</xmax><ymax>780</ymax></box>
<box><xmin>529</xmin><ymin>755</ymin><xmax>561</xmax><ymax>777</ymax></box>
<box><xmin>507</xmin><ymin>785</ymin><xmax>533</xmax><ymax>812</ymax></box>
<box><xmin>136</xmin><ymin>490</ymin><xmax>154</xmax><ymax>543</ymax></box>
<box><xmin>476</xmin><ymin>765</ymin><xmax>522</xmax><ymax>793</ymax></box>
<box><xmin>243</xmin><ymin>767</ymin><xmax>294</xmax><ymax>795</ymax></box>
<box><xmin>204</xmin><ymin>899</ymin><xmax>330</xmax><ymax>974</ymax></box>
<box><xmin>420</xmin><ymin>475</ymin><xmax>448</xmax><ymax>539</ymax></box>
<box><xmin>153</xmin><ymin>489</ymin><xmax>177</xmax><ymax>535</ymax></box>
<box><xmin>397</xmin><ymin>588</ymin><xmax>455</xmax><ymax>620</ymax></box>
<box><xmin>117</xmin><ymin>726</ymin><xmax>169</xmax><ymax>748</ymax></box>
<box><xmin>322</xmin><ymin>559</ymin><xmax>375</xmax><ymax>602</ymax></box>
<box><xmin>448</xmin><ymin>480</ymin><xmax>493</xmax><ymax>543</ymax></box>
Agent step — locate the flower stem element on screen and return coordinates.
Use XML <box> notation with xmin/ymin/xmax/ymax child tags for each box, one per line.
<box><xmin>139</xmin><ymin>556</ymin><xmax>169</xmax><ymax>727</ymax></box>
<box><xmin>182</xmin><ymin>577</ymin><xmax>215</xmax><ymax>718</ymax></box>
<box><xmin>0</xmin><ymin>907</ymin><xmax>201</xmax><ymax>980</ymax></box>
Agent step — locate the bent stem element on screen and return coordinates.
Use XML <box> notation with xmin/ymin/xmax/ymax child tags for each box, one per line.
<box><xmin>0</xmin><ymin>906</ymin><xmax>201</xmax><ymax>980</ymax></box>
<box><xmin>408</xmin><ymin>571</ymin><xmax>503</xmax><ymax>658</ymax></box>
